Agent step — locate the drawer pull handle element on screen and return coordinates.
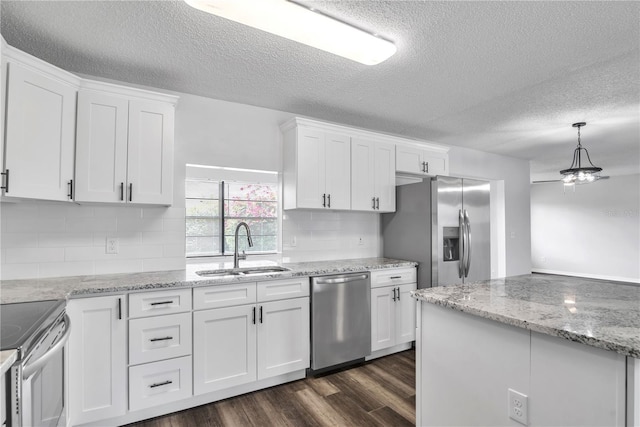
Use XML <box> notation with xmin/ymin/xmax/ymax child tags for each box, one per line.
<box><xmin>149</xmin><ymin>380</ymin><xmax>173</xmax><ymax>388</ymax></box>
<box><xmin>150</xmin><ymin>301</ymin><xmax>174</xmax><ymax>306</ymax></box>
<box><xmin>150</xmin><ymin>336</ymin><xmax>173</xmax><ymax>342</ymax></box>
<box><xmin>390</xmin><ymin>276</ymin><xmax>402</xmax><ymax>279</ymax></box>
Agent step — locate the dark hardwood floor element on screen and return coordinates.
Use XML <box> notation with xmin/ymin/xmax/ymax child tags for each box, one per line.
<box><xmin>128</xmin><ymin>349</ymin><xmax>416</xmax><ymax>427</ymax></box>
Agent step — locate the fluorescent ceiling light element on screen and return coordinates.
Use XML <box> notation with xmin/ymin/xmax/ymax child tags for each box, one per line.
<box><xmin>184</xmin><ymin>0</ymin><xmax>397</xmax><ymax>65</ymax></box>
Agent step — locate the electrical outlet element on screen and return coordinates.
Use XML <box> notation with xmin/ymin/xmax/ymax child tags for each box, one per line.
<box><xmin>290</xmin><ymin>235</ymin><xmax>297</xmax><ymax>247</ymax></box>
<box><xmin>106</xmin><ymin>237</ymin><xmax>119</xmax><ymax>254</ymax></box>
<box><xmin>508</xmin><ymin>389</ymin><xmax>528</xmax><ymax>425</ymax></box>
<box><xmin>358</xmin><ymin>237</ymin><xmax>364</xmax><ymax>246</ymax></box>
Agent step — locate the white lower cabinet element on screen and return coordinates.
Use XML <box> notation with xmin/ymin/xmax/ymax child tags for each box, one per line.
<box><xmin>370</xmin><ymin>268</ymin><xmax>417</xmax><ymax>352</ymax></box>
<box><xmin>67</xmin><ymin>295</ymin><xmax>128</xmax><ymax>425</ymax></box>
<box><xmin>193</xmin><ymin>279</ymin><xmax>310</xmax><ymax>396</ymax></box>
<box><xmin>129</xmin><ymin>356</ymin><xmax>193</xmax><ymax>411</ymax></box>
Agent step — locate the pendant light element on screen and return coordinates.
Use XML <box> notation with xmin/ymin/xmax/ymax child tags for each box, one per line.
<box><xmin>184</xmin><ymin>0</ymin><xmax>396</xmax><ymax>65</ymax></box>
<box><xmin>560</xmin><ymin>122</ymin><xmax>602</xmax><ymax>185</ymax></box>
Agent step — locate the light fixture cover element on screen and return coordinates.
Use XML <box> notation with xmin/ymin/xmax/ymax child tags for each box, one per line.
<box><xmin>184</xmin><ymin>0</ymin><xmax>397</xmax><ymax>65</ymax></box>
<box><xmin>559</xmin><ymin>122</ymin><xmax>603</xmax><ymax>185</ymax></box>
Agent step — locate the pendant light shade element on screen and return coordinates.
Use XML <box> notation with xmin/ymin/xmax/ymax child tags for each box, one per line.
<box><xmin>560</xmin><ymin>122</ymin><xmax>602</xmax><ymax>185</ymax></box>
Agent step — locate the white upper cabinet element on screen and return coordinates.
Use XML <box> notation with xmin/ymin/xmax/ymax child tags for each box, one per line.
<box><xmin>283</xmin><ymin>120</ymin><xmax>351</xmax><ymax>210</ymax></box>
<box><xmin>283</xmin><ymin>117</ymin><xmax>448</xmax><ymax>212</ymax></box>
<box><xmin>2</xmin><ymin>48</ymin><xmax>79</xmax><ymax>202</ymax></box>
<box><xmin>396</xmin><ymin>144</ymin><xmax>449</xmax><ymax>177</ymax></box>
<box><xmin>351</xmin><ymin>138</ymin><xmax>396</xmax><ymax>212</ymax></box>
<box><xmin>75</xmin><ymin>84</ymin><xmax>176</xmax><ymax>205</ymax></box>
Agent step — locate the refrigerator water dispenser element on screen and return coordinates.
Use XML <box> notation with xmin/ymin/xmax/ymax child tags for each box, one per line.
<box><xmin>443</xmin><ymin>227</ymin><xmax>459</xmax><ymax>261</ymax></box>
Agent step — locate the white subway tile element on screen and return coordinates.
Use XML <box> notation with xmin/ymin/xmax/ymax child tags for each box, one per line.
<box><xmin>0</xmin><ymin>263</ymin><xmax>39</xmax><ymax>280</ymax></box>
<box><xmin>142</xmin><ymin>231</ymin><xmax>184</xmax><ymax>245</ymax></box>
<box><xmin>162</xmin><ymin>218</ymin><xmax>185</xmax><ymax>232</ymax></box>
<box><xmin>163</xmin><ymin>244</ymin><xmax>185</xmax><ymax>258</ymax></box>
<box><xmin>39</xmin><ymin>232</ymin><xmax>94</xmax><ymax>247</ymax></box>
<box><xmin>1</xmin><ymin>232</ymin><xmax>39</xmax><ymax>248</ymax></box>
<box><xmin>116</xmin><ymin>207</ymin><xmax>144</xmax><ymax>219</ymax></box>
<box><xmin>94</xmin><ymin>259</ymin><xmax>144</xmax><ymax>275</ymax></box>
<box><xmin>93</xmin><ymin>232</ymin><xmax>143</xmax><ymax>247</ymax></box>
<box><xmin>117</xmin><ymin>218</ymin><xmax>163</xmax><ymax>232</ymax></box>
<box><xmin>39</xmin><ymin>261</ymin><xmax>95</xmax><ymax>278</ymax></box>
<box><xmin>67</xmin><ymin>217</ymin><xmax>117</xmax><ymax>232</ymax></box>
<box><xmin>65</xmin><ymin>246</ymin><xmax>103</xmax><ymax>262</ymax></box>
<box><xmin>1</xmin><ymin>204</ymin><xmax>40</xmax><ymax>221</ymax></box>
<box><xmin>5</xmin><ymin>247</ymin><xmax>65</xmax><ymax>264</ymax></box>
<box><xmin>143</xmin><ymin>257</ymin><xmax>185</xmax><ymax>272</ymax></box>
<box><xmin>4</xmin><ymin>218</ymin><xmax>66</xmax><ymax>233</ymax></box>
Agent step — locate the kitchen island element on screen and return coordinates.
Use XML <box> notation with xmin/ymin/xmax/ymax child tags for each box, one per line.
<box><xmin>412</xmin><ymin>273</ymin><xmax>640</xmax><ymax>427</ymax></box>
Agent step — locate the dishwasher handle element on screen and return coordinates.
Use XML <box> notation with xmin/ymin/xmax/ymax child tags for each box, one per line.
<box><xmin>313</xmin><ymin>274</ymin><xmax>369</xmax><ymax>285</ymax></box>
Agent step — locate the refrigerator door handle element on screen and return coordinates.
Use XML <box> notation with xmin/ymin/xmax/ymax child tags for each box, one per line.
<box><xmin>464</xmin><ymin>210</ymin><xmax>471</xmax><ymax>278</ymax></box>
<box><xmin>458</xmin><ymin>209</ymin><xmax>465</xmax><ymax>278</ymax></box>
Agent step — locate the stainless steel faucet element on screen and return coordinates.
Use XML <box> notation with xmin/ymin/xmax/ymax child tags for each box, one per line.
<box><xmin>233</xmin><ymin>221</ymin><xmax>253</xmax><ymax>269</ymax></box>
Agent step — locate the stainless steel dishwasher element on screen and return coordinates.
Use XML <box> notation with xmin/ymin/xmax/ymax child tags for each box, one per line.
<box><xmin>310</xmin><ymin>272</ymin><xmax>371</xmax><ymax>372</ymax></box>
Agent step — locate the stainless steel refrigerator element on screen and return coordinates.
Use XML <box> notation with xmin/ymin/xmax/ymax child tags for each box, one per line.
<box><xmin>382</xmin><ymin>176</ymin><xmax>491</xmax><ymax>288</ymax></box>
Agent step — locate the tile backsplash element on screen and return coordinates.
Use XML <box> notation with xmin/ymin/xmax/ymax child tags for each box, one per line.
<box><xmin>0</xmin><ymin>201</ymin><xmax>185</xmax><ymax>280</ymax></box>
<box><xmin>0</xmin><ymin>201</ymin><xmax>382</xmax><ymax>280</ymax></box>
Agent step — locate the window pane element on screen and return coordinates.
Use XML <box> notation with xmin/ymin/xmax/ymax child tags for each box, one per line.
<box><xmin>186</xmin><ymin>236</ymin><xmax>220</xmax><ymax>256</ymax></box>
<box><xmin>226</xmin><ymin>182</ymin><xmax>276</xmax><ymax>202</ymax></box>
<box><xmin>186</xmin><ymin>218</ymin><xmax>219</xmax><ymax>237</ymax></box>
<box><xmin>186</xmin><ymin>180</ymin><xmax>219</xmax><ymax>199</ymax></box>
<box><xmin>186</xmin><ymin>199</ymin><xmax>219</xmax><ymax>217</ymax></box>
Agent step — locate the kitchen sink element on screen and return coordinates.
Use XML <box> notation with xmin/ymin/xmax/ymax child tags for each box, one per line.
<box><xmin>196</xmin><ymin>266</ymin><xmax>291</xmax><ymax>277</ymax></box>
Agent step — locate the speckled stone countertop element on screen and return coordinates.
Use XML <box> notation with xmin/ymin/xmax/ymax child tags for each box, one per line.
<box><xmin>0</xmin><ymin>257</ymin><xmax>416</xmax><ymax>304</ymax></box>
<box><xmin>412</xmin><ymin>273</ymin><xmax>640</xmax><ymax>358</ymax></box>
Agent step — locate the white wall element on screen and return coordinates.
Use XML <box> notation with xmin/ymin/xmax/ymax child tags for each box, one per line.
<box><xmin>0</xmin><ymin>92</ymin><xmax>380</xmax><ymax>279</ymax></box>
<box><xmin>531</xmin><ymin>174</ymin><xmax>640</xmax><ymax>282</ymax></box>
<box><xmin>448</xmin><ymin>146</ymin><xmax>532</xmax><ymax>277</ymax></box>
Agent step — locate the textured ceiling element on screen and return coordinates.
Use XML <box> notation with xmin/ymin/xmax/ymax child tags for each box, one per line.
<box><xmin>1</xmin><ymin>0</ymin><xmax>638</xmax><ymax>181</ymax></box>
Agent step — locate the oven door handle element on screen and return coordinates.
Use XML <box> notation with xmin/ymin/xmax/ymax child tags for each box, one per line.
<box><xmin>22</xmin><ymin>315</ymin><xmax>71</xmax><ymax>380</ymax></box>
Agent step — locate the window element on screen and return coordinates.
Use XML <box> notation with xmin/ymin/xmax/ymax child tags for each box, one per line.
<box><xmin>185</xmin><ymin>166</ymin><xmax>279</xmax><ymax>257</ymax></box>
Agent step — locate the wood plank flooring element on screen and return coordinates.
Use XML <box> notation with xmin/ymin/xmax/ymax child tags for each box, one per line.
<box><xmin>128</xmin><ymin>349</ymin><xmax>415</xmax><ymax>427</ymax></box>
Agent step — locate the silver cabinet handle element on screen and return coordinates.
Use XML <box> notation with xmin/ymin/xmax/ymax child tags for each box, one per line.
<box><xmin>252</xmin><ymin>306</ymin><xmax>256</xmax><ymax>324</ymax></box>
<box><xmin>425</xmin><ymin>162</ymin><xmax>429</xmax><ymax>173</ymax></box>
<box><xmin>150</xmin><ymin>300</ymin><xmax>174</xmax><ymax>306</ymax></box>
<box><xmin>67</xmin><ymin>179</ymin><xmax>73</xmax><ymax>199</ymax></box>
<box><xmin>396</xmin><ymin>287</ymin><xmax>400</xmax><ymax>300</ymax></box>
<box><xmin>392</xmin><ymin>287</ymin><xmax>397</xmax><ymax>301</ymax></box>
<box><xmin>149</xmin><ymin>380</ymin><xmax>172</xmax><ymax>388</ymax></box>
<box><xmin>129</xmin><ymin>183</ymin><xmax>133</xmax><ymax>202</ymax></box>
<box><xmin>150</xmin><ymin>336</ymin><xmax>173</xmax><ymax>342</ymax></box>
<box><xmin>120</xmin><ymin>182</ymin><xmax>125</xmax><ymax>201</ymax></box>
<box><xmin>458</xmin><ymin>210</ymin><xmax>465</xmax><ymax>279</ymax></box>
<box><xmin>259</xmin><ymin>306</ymin><xmax>263</xmax><ymax>324</ymax></box>
<box><xmin>464</xmin><ymin>209</ymin><xmax>471</xmax><ymax>278</ymax></box>
<box><xmin>322</xmin><ymin>193</ymin><xmax>326</xmax><ymax>207</ymax></box>
<box><xmin>314</xmin><ymin>274</ymin><xmax>368</xmax><ymax>285</ymax></box>
<box><xmin>327</xmin><ymin>194</ymin><xmax>331</xmax><ymax>208</ymax></box>
<box><xmin>23</xmin><ymin>315</ymin><xmax>71</xmax><ymax>379</ymax></box>
<box><xmin>390</xmin><ymin>276</ymin><xmax>402</xmax><ymax>279</ymax></box>
<box><xmin>1</xmin><ymin>169</ymin><xmax>9</xmax><ymax>192</ymax></box>
<box><xmin>118</xmin><ymin>297</ymin><xmax>122</xmax><ymax>320</ymax></box>
<box><xmin>372</xmin><ymin>197</ymin><xmax>376</xmax><ymax>209</ymax></box>
<box><xmin>376</xmin><ymin>197</ymin><xmax>380</xmax><ymax>210</ymax></box>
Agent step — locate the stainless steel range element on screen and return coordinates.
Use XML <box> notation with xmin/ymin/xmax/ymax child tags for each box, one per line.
<box><xmin>1</xmin><ymin>300</ymin><xmax>70</xmax><ymax>427</ymax></box>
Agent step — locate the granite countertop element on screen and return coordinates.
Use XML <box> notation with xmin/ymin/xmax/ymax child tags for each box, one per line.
<box><xmin>0</xmin><ymin>257</ymin><xmax>416</xmax><ymax>304</ymax></box>
<box><xmin>0</xmin><ymin>350</ymin><xmax>18</xmax><ymax>376</ymax></box>
<box><xmin>412</xmin><ymin>273</ymin><xmax>640</xmax><ymax>358</ymax></box>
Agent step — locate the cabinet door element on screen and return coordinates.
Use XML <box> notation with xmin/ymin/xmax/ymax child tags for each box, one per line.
<box><xmin>324</xmin><ymin>132</ymin><xmax>351</xmax><ymax>210</ymax></box>
<box><xmin>257</xmin><ymin>298</ymin><xmax>310</xmax><ymax>379</ymax></box>
<box><xmin>351</xmin><ymin>138</ymin><xmax>376</xmax><ymax>211</ymax></box>
<box><xmin>66</xmin><ymin>295</ymin><xmax>127</xmax><ymax>425</ymax></box>
<box><xmin>422</xmin><ymin>151</ymin><xmax>448</xmax><ymax>176</ymax></box>
<box><xmin>371</xmin><ymin>286</ymin><xmax>395</xmax><ymax>351</ymax></box>
<box><xmin>4</xmin><ymin>62</ymin><xmax>76</xmax><ymax>201</ymax></box>
<box><xmin>374</xmin><ymin>141</ymin><xmax>396</xmax><ymax>212</ymax></box>
<box><xmin>395</xmin><ymin>283</ymin><xmax>417</xmax><ymax>345</ymax></box>
<box><xmin>295</xmin><ymin>127</ymin><xmax>326</xmax><ymax>209</ymax></box>
<box><xmin>395</xmin><ymin>145</ymin><xmax>423</xmax><ymax>175</ymax></box>
<box><xmin>127</xmin><ymin>100</ymin><xmax>174</xmax><ymax>205</ymax></box>
<box><xmin>193</xmin><ymin>305</ymin><xmax>257</xmax><ymax>395</ymax></box>
<box><xmin>74</xmin><ymin>90</ymin><xmax>129</xmax><ymax>203</ymax></box>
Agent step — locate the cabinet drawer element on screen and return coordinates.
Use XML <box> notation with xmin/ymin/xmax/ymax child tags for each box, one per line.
<box><xmin>257</xmin><ymin>277</ymin><xmax>309</xmax><ymax>302</ymax></box>
<box><xmin>129</xmin><ymin>313</ymin><xmax>191</xmax><ymax>365</ymax></box>
<box><xmin>371</xmin><ymin>268</ymin><xmax>417</xmax><ymax>288</ymax></box>
<box><xmin>193</xmin><ymin>282</ymin><xmax>257</xmax><ymax>310</ymax></box>
<box><xmin>129</xmin><ymin>289</ymin><xmax>191</xmax><ymax>318</ymax></box>
<box><xmin>129</xmin><ymin>356</ymin><xmax>192</xmax><ymax>411</ymax></box>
